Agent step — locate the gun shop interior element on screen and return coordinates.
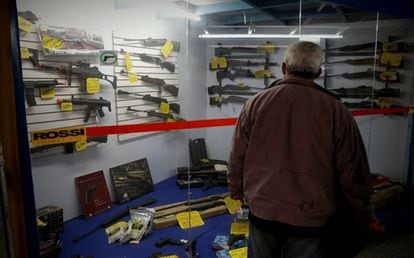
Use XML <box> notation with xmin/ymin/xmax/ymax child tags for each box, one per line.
<box><xmin>2</xmin><ymin>0</ymin><xmax>414</xmax><ymax>257</ymax></box>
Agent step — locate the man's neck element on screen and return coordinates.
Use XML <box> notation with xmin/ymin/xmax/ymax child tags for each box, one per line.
<box><xmin>284</xmin><ymin>74</ymin><xmax>315</xmax><ymax>82</ymax></box>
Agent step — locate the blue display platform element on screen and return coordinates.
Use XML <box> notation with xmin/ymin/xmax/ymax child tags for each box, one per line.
<box><xmin>59</xmin><ymin>176</ymin><xmax>231</xmax><ymax>258</ymax></box>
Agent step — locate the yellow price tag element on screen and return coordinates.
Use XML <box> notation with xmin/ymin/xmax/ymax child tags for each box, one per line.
<box><xmin>18</xmin><ymin>16</ymin><xmax>32</xmax><ymax>33</ymax></box>
<box><xmin>409</xmin><ymin>105</ymin><xmax>414</xmax><ymax>114</ymax></box>
<box><xmin>86</xmin><ymin>78</ymin><xmax>100</xmax><ymax>94</ymax></box>
<box><xmin>40</xmin><ymin>87</ymin><xmax>55</xmax><ymax>99</ymax></box>
<box><xmin>380</xmin><ymin>52</ymin><xmax>402</xmax><ymax>67</ymax></box>
<box><xmin>255</xmin><ymin>70</ymin><xmax>272</xmax><ymax>78</ymax></box>
<box><xmin>224</xmin><ymin>196</ymin><xmax>242</xmax><ymax>215</ymax></box>
<box><xmin>60</xmin><ymin>102</ymin><xmax>73</xmax><ymax>111</ymax></box>
<box><xmin>210</xmin><ymin>57</ymin><xmax>228</xmax><ymax>69</ymax></box>
<box><xmin>125</xmin><ymin>52</ymin><xmax>134</xmax><ymax>72</ymax></box>
<box><xmin>128</xmin><ymin>72</ymin><xmax>138</xmax><ymax>83</ymax></box>
<box><xmin>230</xmin><ymin>222</ymin><xmax>249</xmax><ymax>237</ymax></box>
<box><xmin>37</xmin><ymin>218</ymin><xmax>46</xmax><ymax>227</ymax></box>
<box><xmin>21</xmin><ymin>47</ymin><xmax>30</xmax><ymax>59</ymax></box>
<box><xmin>379</xmin><ymin>71</ymin><xmax>398</xmax><ymax>81</ymax></box>
<box><xmin>42</xmin><ymin>36</ymin><xmax>64</xmax><ymax>49</ymax></box>
<box><xmin>258</xmin><ymin>43</ymin><xmax>276</xmax><ymax>53</ymax></box>
<box><xmin>176</xmin><ymin>211</ymin><xmax>204</xmax><ymax>229</ymax></box>
<box><xmin>161</xmin><ymin>40</ymin><xmax>174</xmax><ymax>58</ymax></box>
<box><xmin>378</xmin><ymin>97</ymin><xmax>393</xmax><ymax>109</ymax></box>
<box><xmin>159</xmin><ymin>102</ymin><xmax>170</xmax><ymax>114</ymax></box>
<box><xmin>162</xmin><ymin>256</ymin><xmax>179</xmax><ymax>258</ymax></box>
<box><xmin>200</xmin><ymin>158</ymin><xmax>210</xmax><ymax>163</ymax></box>
<box><xmin>382</xmin><ymin>42</ymin><xmax>399</xmax><ymax>52</ymax></box>
<box><xmin>229</xmin><ymin>247</ymin><xmax>248</xmax><ymax>258</ymax></box>
<box><xmin>166</xmin><ymin>118</ymin><xmax>176</xmax><ymax>123</ymax></box>
<box><xmin>75</xmin><ymin>141</ymin><xmax>88</xmax><ymax>152</ymax></box>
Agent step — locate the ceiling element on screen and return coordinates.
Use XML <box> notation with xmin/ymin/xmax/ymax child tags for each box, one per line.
<box><xmin>186</xmin><ymin>0</ymin><xmax>400</xmax><ymax>26</ymax></box>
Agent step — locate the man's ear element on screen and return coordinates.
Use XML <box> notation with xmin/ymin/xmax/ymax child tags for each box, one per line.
<box><xmin>282</xmin><ymin>63</ymin><xmax>287</xmax><ymax>75</ymax></box>
<box><xmin>314</xmin><ymin>68</ymin><xmax>322</xmax><ymax>78</ymax></box>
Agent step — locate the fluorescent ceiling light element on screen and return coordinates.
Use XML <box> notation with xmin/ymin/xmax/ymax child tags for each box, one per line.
<box><xmin>199</xmin><ymin>33</ymin><xmax>343</xmax><ymax>39</ymax></box>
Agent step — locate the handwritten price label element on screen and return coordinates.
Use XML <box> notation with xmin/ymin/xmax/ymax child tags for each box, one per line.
<box><xmin>60</xmin><ymin>102</ymin><xmax>73</xmax><ymax>111</ymax></box>
<box><xmin>230</xmin><ymin>222</ymin><xmax>249</xmax><ymax>237</ymax></box>
<box><xmin>125</xmin><ymin>52</ymin><xmax>134</xmax><ymax>71</ymax></box>
<box><xmin>40</xmin><ymin>88</ymin><xmax>55</xmax><ymax>99</ymax></box>
<box><xmin>224</xmin><ymin>196</ymin><xmax>242</xmax><ymax>215</ymax></box>
<box><xmin>161</xmin><ymin>40</ymin><xmax>173</xmax><ymax>58</ymax></box>
<box><xmin>42</xmin><ymin>36</ymin><xmax>64</xmax><ymax>49</ymax></box>
<box><xmin>75</xmin><ymin>141</ymin><xmax>88</xmax><ymax>152</ymax></box>
<box><xmin>86</xmin><ymin>78</ymin><xmax>100</xmax><ymax>94</ymax></box>
<box><xmin>20</xmin><ymin>48</ymin><xmax>30</xmax><ymax>59</ymax></box>
<box><xmin>176</xmin><ymin>211</ymin><xmax>204</xmax><ymax>229</ymax></box>
<box><xmin>258</xmin><ymin>43</ymin><xmax>276</xmax><ymax>53</ymax></box>
<box><xmin>229</xmin><ymin>247</ymin><xmax>248</xmax><ymax>258</ymax></box>
<box><xmin>159</xmin><ymin>102</ymin><xmax>170</xmax><ymax>114</ymax></box>
<box><xmin>255</xmin><ymin>70</ymin><xmax>272</xmax><ymax>78</ymax></box>
<box><xmin>380</xmin><ymin>52</ymin><xmax>402</xmax><ymax>67</ymax></box>
<box><xmin>18</xmin><ymin>16</ymin><xmax>32</xmax><ymax>33</ymax></box>
<box><xmin>210</xmin><ymin>57</ymin><xmax>228</xmax><ymax>69</ymax></box>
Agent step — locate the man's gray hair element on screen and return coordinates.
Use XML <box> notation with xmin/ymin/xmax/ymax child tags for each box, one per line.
<box><xmin>283</xmin><ymin>41</ymin><xmax>322</xmax><ymax>77</ymax></box>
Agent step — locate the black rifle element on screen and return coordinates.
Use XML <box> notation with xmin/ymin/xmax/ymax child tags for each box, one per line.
<box><xmin>208</xmin><ymin>84</ymin><xmax>263</xmax><ymax>95</ymax></box>
<box><xmin>57</xmin><ymin>96</ymin><xmax>111</xmax><ymax>123</ymax></box>
<box><xmin>326</xmin><ymin>69</ymin><xmax>400</xmax><ymax>82</ymax></box>
<box><xmin>119</xmin><ymin>70</ymin><xmax>179</xmax><ymax>96</ymax></box>
<box><xmin>123</xmin><ymin>38</ymin><xmax>180</xmax><ymax>52</ymax></box>
<box><xmin>24</xmin><ymin>79</ymin><xmax>64</xmax><ymax>106</ymax></box>
<box><xmin>215</xmin><ymin>47</ymin><xmax>260</xmax><ymax>56</ymax></box>
<box><xmin>72</xmin><ymin>197</ymin><xmax>156</xmax><ymax>243</ymax></box>
<box><xmin>217</xmin><ymin>68</ymin><xmax>274</xmax><ymax>81</ymax></box>
<box><xmin>328</xmin><ymin>42</ymin><xmax>379</xmax><ymax>51</ymax></box>
<box><xmin>209</xmin><ymin>96</ymin><xmax>249</xmax><ymax>107</ymax></box>
<box><xmin>36</xmin><ymin>60</ymin><xmax>117</xmax><ymax>93</ymax></box>
<box><xmin>327</xmin><ymin>58</ymin><xmax>377</xmax><ymax>65</ymax></box>
<box><xmin>18</xmin><ymin>10</ymin><xmax>38</xmax><ymax>24</ymax></box>
<box><xmin>343</xmin><ymin>101</ymin><xmax>380</xmax><ymax>109</ymax></box>
<box><xmin>326</xmin><ymin>51</ymin><xmax>376</xmax><ymax>57</ymax></box>
<box><xmin>30</xmin><ymin>135</ymin><xmax>108</xmax><ymax>154</ymax></box>
<box><xmin>117</xmin><ymin>89</ymin><xmax>180</xmax><ymax>114</ymax></box>
<box><xmin>126</xmin><ymin>107</ymin><xmax>183</xmax><ymax>121</ymax></box>
<box><xmin>119</xmin><ymin>49</ymin><xmax>175</xmax><ymax>73</ymax></box>
<box><xmin>330</xmin><ymin>86</ymin><xmax>400</xmax><ymax>99</ymax></box>
<box><xmin>209</xmin><ymin>59</ymin><xmax>278</xmax><ymax>70</ymax></box>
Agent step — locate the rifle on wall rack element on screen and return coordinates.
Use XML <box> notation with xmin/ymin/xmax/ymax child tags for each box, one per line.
<box><xmin>122</xmin><ymin>38</ymin><xmax>180</xmax><ymax>52</ymax></box>
<box><xmin>208</xmin><ymin>84</ymin><xmax>262</xmax><ymax>95</ymax></box>
<box><xmin>117</xmin><ymin>89</ymin><xmax>180</xmax><ymax>114</ymax></box>
<box><xmin>126</xmin><ymin>106</ymin><xmax>184</xmax><ymax>121</ymax></box>
<box><xmin>209</xmin><ymin>96</ymin><xmax>249</xmax><ymax>107</ymax></box>
<box><xmin>217</xmin><ymin>68</ymin><xmax>274</xmax><ymax>81</ymax></box>
<box><xmin>24</xmin><ymin>79</ymin><xmax>65</xmax><ymax>106</ymax></box>
<box><xmin>326</xmin><ymin>69</ymin><xmax>400</xmax><ymax>82</ymax></box>
<box><xmin>33</xmin><ymin>60</ymin><xmax>117</xmax><ymax>93</ymax></box>
<box><xmin>57</xmin><ymin>96</ymin><xmax>111</xmax><ymax>123</ymax></box>
<box><xmin>119</xmin><ymin>49</ymin><xmax>175</xmax><ymax>73</ymax></box>
<box><xmin>209</xmin><ymin>58</ymin><xmax>278</xmax><ymax>70</ymax></box>
<box><xmin>327</xmin><ymin>41</ymin><xmax>408</xmax><ymax>53</ymax></box>
<box><xmin>119</xmin><ymin>70</ymin><xmax>179</xmax><ymax>96</ymax></box>
<box><xmin>329</xmin><ymin>86</ymin><xmax>400</xmax><ymax>99</ymax></box>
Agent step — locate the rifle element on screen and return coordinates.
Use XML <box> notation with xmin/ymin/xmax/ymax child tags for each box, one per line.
<box><xmin>327</xmin><ymin>41</ymin><xmax>407</xmax><ymax>53</ymax></box>
<box><xmin>126</xmin><ymin>107</ymin><xmax>183</xmax><ymax>121</ymax></box>
<box><xmin>217</xmin><ymin>68</ymin><xmax>274</xmax><ymax>81</ymax></box>
<box><xmin>24</xmin><ymin>79</ymin><xmax>64</xmax><ymax>106</ymax></box>
<box><xmin>122</xmin><ymin>38</ymin><xmax>180</xmax><ymax>52</ymax></box>
<box><xmin>72</xmin><ymin>197</ymin><xmax>156</xmax><ymax>243</ymax></box>
<box><xmin>117</xmin><ymin>89</ymin><xmax>180</xmax><ymax>114</ymax></box>
<box><xmin>327</xmin><ymin>57</ymin><xmax>377</xmax><ymax>65</ymax></box>
<box><xmin>209</xmin><ymin>96</ymin><xmax>249</xmax><ymax>107</ymax></box>
<box><xmin>119</xmin><ymin>49</ymin><xmax>175</xmax><ymax>73</ymax></box>
<box><xmin>343</xmin><ymin>101</ymin><xmax>380</xmax><ymax>109</ymax></box>
<box><xmin>35</xmin><ymin>60</ymin><xmax>117</xmax><ymax>93</ymax></box>
<box><xmin>327</xmin><ymin>69</ymin><xmax>400</xmax><ymax>82</ymax></box>
<box><xmin>119</xmin><ymin>70</ymin><xmax>179</xmax><ymax>96</ymax></box>
<box><xmin>57</xmin><ymin>96</ymin><xmax>111</xmax><ymax>123</ymax></box>
<box><xmin>326</xmin><ymin>51</ymin><xmax>376</xmax><ymax>57</ymax></box>
<box><xmin>327</xmin><ymin>42</ymin><xmax>379</xmax><ymax>51</ymax></box>
<box><xmin>209</xmin><ymin>59</ymin><xmax>278</xmax><ymax>70</ymax></box>
<box><xmin>215</xmin><ymin>47</ymin><xmax>260</xmax><ymax>56</ymax></box>
<box><xmin>208</xmin><ymin>84</ymin><xmax>262</xmax><ymax>95</ymax></box>
<box><xmin>330</xmin><ymin>86</ymin><xmax>400</xmax><ymax>99</ymax></box>
<box><xmin>30</xmin><ymin>135</ymin><xmax>108</xmax><ymax>154</ymax></box>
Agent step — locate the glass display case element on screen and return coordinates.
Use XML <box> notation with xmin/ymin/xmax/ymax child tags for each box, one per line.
<box><xmin>5</xmin><ymin>0</ymin><xmax>414</xmax><ymax>257</ymax></box>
